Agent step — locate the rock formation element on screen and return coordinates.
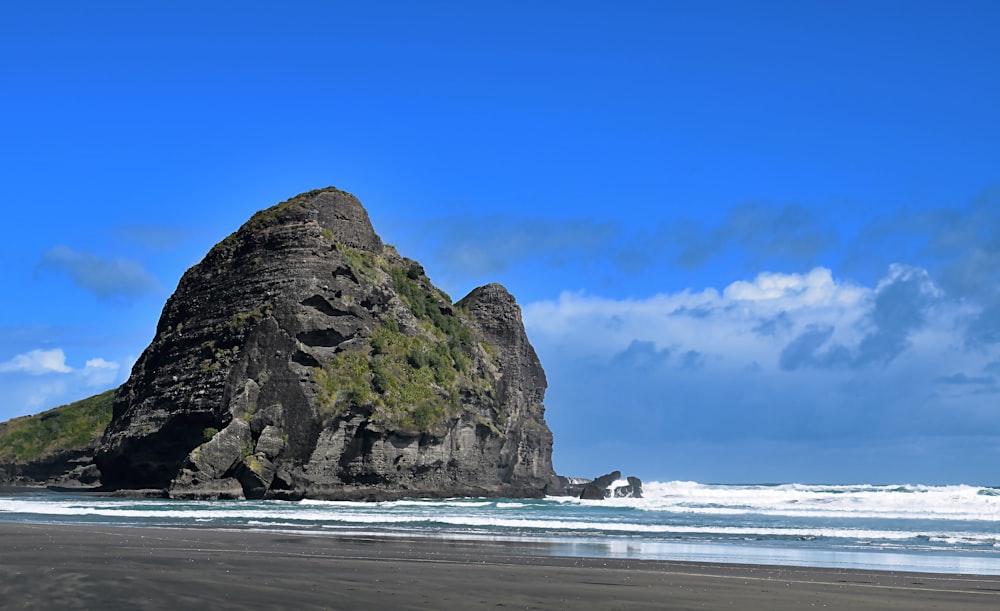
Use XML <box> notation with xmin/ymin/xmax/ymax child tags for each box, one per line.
<box><xmin>615</xmin><ymin>476</ymin><xmax>644</xmax><ymax>499</ymax></box>
<box><xmin>94</xmin><ymin>187</ymin><xmax>562</xmax><ymax>500</ymax></box>
<box><xmin>562</xmin><ymin>471</ymin><xmax>643</xmax><ymax>500</ymax></box>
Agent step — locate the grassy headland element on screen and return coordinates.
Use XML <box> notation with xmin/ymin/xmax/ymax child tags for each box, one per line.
<box><xmin>0</xmin><ymin>389</ymin><xmax>115</xmax><ymax>464</ymax></box>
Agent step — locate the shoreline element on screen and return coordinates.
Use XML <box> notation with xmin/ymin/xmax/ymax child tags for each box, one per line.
<box><xmin>3</xmin><ymin>523</ymin><xmax>1000</xmax><ymax>609</ymax></box>
<box><xmin>5</xmin><ymin>484</ymin><xmax>1000</xmax><ymax>579</ymax></box>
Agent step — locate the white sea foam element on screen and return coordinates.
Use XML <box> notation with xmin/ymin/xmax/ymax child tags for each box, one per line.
<box><xmin>562</xmin><ymin>481</ymin><xmax>1000</xmax><ymax>522</ymax></box>
<box><xmin>3</xmin><ymin>494</ymin><xmax>997</xmax><ymax>547</ymax></box>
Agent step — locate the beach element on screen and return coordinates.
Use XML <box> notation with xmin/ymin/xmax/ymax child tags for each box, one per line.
<box><xmin>1</xmin><ymin>523</ymin><xmax>998</xmax><ymax>610</ymax></box>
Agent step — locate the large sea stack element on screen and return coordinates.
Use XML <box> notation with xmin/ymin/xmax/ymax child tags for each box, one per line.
<box><xmin>95</xmin><ymin>188</ymin><xmax>561</xmax><ymax>500</ymax></box>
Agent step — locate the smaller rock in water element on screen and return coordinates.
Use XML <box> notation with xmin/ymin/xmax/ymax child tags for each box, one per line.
<box><xmin>570</xmin><ymin>470</ymin><xmax>643</xmax><ymax>500</ymax></box>
<box><xmin>579</xmin><ymin>484</ymin><xmax>607</xmax><ymax>500</ymax></box>
<box><xmin>591</xmin><ymin>471</ymin><xmax>622</xmax><ymax>490</ymax></box>
<box><xmin>612</xmin><ymin>476</ymin><xmax>644</xmax><ymax>498</ymax></box>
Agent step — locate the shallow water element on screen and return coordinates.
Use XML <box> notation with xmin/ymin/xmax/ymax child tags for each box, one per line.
<box><xmin>3</xmin><ymin>481</ymin><xmax>999</xmax><ymax>575</ymax></box>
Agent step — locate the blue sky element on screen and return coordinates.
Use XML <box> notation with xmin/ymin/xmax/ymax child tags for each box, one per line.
<box><xmin>2</xmin><ymin>1</ymin><xmax>999</xmax><ymax>485</ymax></box>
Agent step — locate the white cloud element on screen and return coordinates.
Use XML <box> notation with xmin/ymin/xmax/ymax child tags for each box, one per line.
<box><xmin>0</xmin><ymin>349</ymin><xmax>73</xmax><ymax>375</ymax></box>
<box><xmin>523</xmin><ymin>267</ymin><xmax>878</xmax><ymax>370</ymax></box>
<box><xmin>723</xmin><ymin>267</ymin><xmax>865</xmax><ymax>308</ymax></box>
<box><xmin>84</xmin><ymin>357</ymin><xmax>117</xmax><ymax>370</ymax></box>
<box><xmin>0</xmin><ymin>349</ymin><xmax>123</xmax><ymax>416</ymax></box>
<box><xmin>82</xmin><ymin>357</ymin><xmax>121</xmax><ymax>387</ymax></box>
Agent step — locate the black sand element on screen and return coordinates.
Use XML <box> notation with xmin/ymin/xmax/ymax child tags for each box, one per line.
<box><xmin>1</xmin><ymin>523</ymin><xmax>999</xmax><ymax>609</ymax></box>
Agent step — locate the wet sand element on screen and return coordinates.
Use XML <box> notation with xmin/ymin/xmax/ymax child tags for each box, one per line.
<box><xmin>1</xmin><ymin>523</ymin><xmax>999</xmax><ymax>610</ymax></box>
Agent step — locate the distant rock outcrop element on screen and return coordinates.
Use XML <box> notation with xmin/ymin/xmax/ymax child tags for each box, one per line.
<box><xmin>615</xmin><ymin>476</ymin><xmax>644</xmax><ymax>498</ymax></box>
<box><xmin>93</xmin><ymin>188</ymin><xmax>562</xmax><ymax>500</ymax></box>
<box><xmin>561</xmin><ymin>470</ymin><xmax>643</xmax><ymax>500</ymax></box>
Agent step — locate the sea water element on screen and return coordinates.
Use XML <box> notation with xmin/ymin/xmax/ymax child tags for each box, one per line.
<box><xmin>2</xmin><ymin>481</ymin><xmax>999</xmax><ymax>575</ymax></box>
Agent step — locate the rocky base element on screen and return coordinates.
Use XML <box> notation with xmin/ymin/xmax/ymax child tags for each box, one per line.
<box><xmin>0</xmin><ymin>448</ymin><xmax>102</xmax><ymax>489</ymax></box>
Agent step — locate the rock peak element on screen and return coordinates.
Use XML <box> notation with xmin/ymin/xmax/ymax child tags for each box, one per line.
<box><xmin>307</xmin><ymin>188</ymin><xmax>384</xmax><ymax>252</ymax></box>
<box><xmin>235</xmin><ymin>187</ymin><xmax>384</xmax><ymax>253</ymax></box>
<box><xmin>461</xmin><ymin>282</ymin><xmax>514</xmax><ymax>302</ymax></box>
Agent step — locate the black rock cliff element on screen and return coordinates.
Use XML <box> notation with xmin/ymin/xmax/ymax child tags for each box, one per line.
<box><xmin>94</xmin><ymin>188</ymin><xmax>561</xmax><ymax>500</ymax></box>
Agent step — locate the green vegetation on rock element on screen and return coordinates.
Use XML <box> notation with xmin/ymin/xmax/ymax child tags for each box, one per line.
<box><xmin>314</xmin><ymin>310</ymin><xmax>482</xmax><ymax>434</ymax></box>
<box><xmin>316</xmin><ymin>351</ymin><xmax>374</xmax><ymax>418</ymax></box>
<box><xmin>389</xmin><ymin>262</ymin><xmax>472</xmax><ymax>348</ymax></box>
<box><xmin>225</xmin><ymin>302</ymin><xmax>273</xmax><ymax>333</ymax></box>
<box><xmin>337</xmin><ymin>243</ymin><xmax>383</xmax><ymax>280</ymax></box>
<box><xmin>309</xmin><ymin>252</ymin><xmax>492</xmax><ymax>433</ymax></box>
<box><xmin>0</xmin><ymin>389</ymin><xmax>115</xmax><ymax>463</ymax></box>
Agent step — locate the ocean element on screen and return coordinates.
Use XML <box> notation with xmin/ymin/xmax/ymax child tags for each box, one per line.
<box><xmin>3</xmin><ymin>480</ymin><xmax>999</xmax><ymax>575</ymax></box>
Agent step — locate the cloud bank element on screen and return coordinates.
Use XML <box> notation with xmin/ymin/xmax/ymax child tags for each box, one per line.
<box><xmin>523</xmin><ymin>263</ymin><xmax>1000</xmax><ymax>481</ymax></box>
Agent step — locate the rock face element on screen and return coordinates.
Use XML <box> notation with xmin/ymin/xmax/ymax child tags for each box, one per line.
<box><xmin>0</xmin><ymin>447</ymin><xmax>101</xmax><ymax>488</ymax></box>
<box><xmin>94</xmin><ymin>188</ymin><xmax>562</xmax><ymax>500</ymax></box>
